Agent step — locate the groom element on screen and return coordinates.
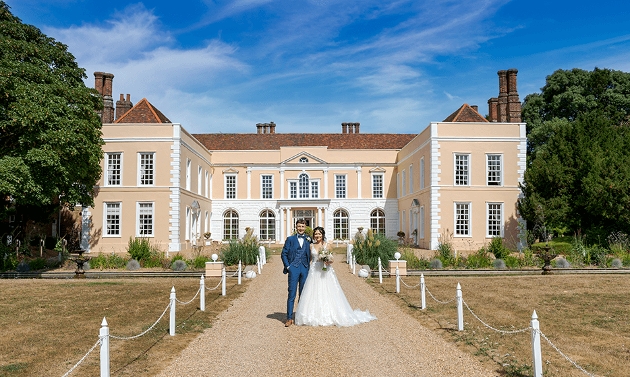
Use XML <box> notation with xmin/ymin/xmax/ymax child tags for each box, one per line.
<box><xmin>281</xmin><ymin>219</ymin><xmax>311</xmax><ymax>327</ymax></box>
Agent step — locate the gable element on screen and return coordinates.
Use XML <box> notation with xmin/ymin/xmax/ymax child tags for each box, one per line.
<box><xmin>114</xmin><ymin>98</ymin><xmax>171</xmax><ymax>123</ymax></box>
<box><xmin>281</xmin><ymin>151</ymin><xmax>327</xmax><ymax>164</ymax></box>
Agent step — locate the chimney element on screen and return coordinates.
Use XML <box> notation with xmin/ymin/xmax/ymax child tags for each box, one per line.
<box><xmin>115</xmin><ymin>94</ymin><xmax>133</xmax><ymax>120</ymax></box>
<box><xmin>506</xmin><ymin>68</ymin><xmax>521</xmax><ymax>122</ymax></box>
<box><xmin>342</xmin><ymin>122</ymin><xmax>360</xmax><ymax>134</ymax></box>
<box><xmin>497</xmin><ymin>70</ymin><xmax>508</xmax><ymax>123</ymax></box>
<box><xmin>487</xmin><ymin>98</ymin><xmax>498</xmax><ymax>122</ymax></box>
<box><xmin>342</xmin><ymin>122</ymin><xmax>348</xmax><ymax>134</ymax></box>
<box><xmin>269</xmin><ymin>121</ymin><xmax>276</xmax><ymax>134</ymax></box>
<box><xmin>256</xmin><ymin>123</ymin><xmax>263</xmax><ymax>134</ymax></box>
<box><xmin>471</xmin><ymin>105</ymin><xmax>478</xmax><ymax>112</ymax></box>
<box><xmin>94</xmin><ymin>72</ymin><xmax>115</xmax><ymax>123</ymax></box>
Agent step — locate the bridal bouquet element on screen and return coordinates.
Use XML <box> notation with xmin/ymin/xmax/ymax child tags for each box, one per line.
<box><xmin>318</xmin><ymin>248</ymin><xmax>334</xmax><ymax>271</ymax></box>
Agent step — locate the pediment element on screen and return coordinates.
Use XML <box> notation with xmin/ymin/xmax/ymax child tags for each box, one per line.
<box><xmin>369</xmin><ymin>166</ymin><xmax>386</xmax><ymax>173</ymax></box>
<box><xmin>281</xmin><ymin>151</ymin><xmax>327</xmax><ymax>164</ymax></box>
<box><xmin>222</xmin><ymin>167</ymin><xmax>239</xmax><ymax>174</ymax></box>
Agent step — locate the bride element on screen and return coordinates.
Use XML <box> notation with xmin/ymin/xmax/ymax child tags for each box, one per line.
<box><xmin>295</xmin><ymin>226</ymin><xmax>376</xmax><ymax>327</ymax></box>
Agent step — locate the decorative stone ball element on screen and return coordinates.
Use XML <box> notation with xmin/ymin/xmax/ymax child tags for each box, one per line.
<box><xmin>245</xmin><ymin>270</ymin><xmax>257</xmax><ymax>279</ymax></box>
<box><xmin>394</xmin><ymin>252</ymin><xmax>401</xmax><ymax>260</ymax></box>
<box><xmin>211</xmin><ymin>253</ymin><xmax>219</xmax><ymax>262</ymax></box>
<box><xmin>358</xmin><ymin>268</ymin><xmax>369</xmax><ymax>278</ymax></box>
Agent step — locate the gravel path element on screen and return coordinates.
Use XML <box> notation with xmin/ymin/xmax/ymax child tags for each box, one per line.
<box><xmin>156</xmin><ymin>259</ymin><xmax>497</xmax><ymax>377</ymax></box>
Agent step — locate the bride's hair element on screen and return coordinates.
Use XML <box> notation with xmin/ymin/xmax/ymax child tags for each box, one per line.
<box><xmin>313</xmin><ymin>226</ymin><xmax>326</xmax><ymax>242</ymax></box>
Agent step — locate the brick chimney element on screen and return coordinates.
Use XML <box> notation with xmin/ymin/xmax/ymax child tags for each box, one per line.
<box><xmin>506</xmin><ymin>68</ymin><xmax>521</xmax><ymax>122</ymax></box>
<box><xmin>496</xmin><ymin>70</ymin><xmax>508</xmax><ymax>122</ymax></box>
<box><xmin>487</xmin><ymin>97</ymin><xmax>498</xmax><ymax>122</ymax></box>
<box><xmin>94</xmin><ymin>72</ymin><xmax>114</xmax><ymax>123</ymax></box>
<box><xmin>341</xmin><ymin>122</ymin><xmax>360</xmax><ymax>134</ymax></box>
<box><xmin>115</xmin><ymin>94</ymin><xmax>133</xmax><ymax>120</ymax></box>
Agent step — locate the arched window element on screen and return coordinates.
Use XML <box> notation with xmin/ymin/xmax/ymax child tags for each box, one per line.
<box><xmin>299</xmin><ymin>173</ymin><xmax>309</xmax><ymax>198</ymax></box>
<box><xmin>333</xmin><ymin>209</ymin><xmax>349</xmax><ymax>240</ymax></box>
<box><xmin>223</xmin><ymin>210</ymin><xmax>239</xmax><ymax>240</ymax></box>
<box><xmin>370</xmin><ymin>209</ymin><xmax>385</xmax><ymax>235</ymax></box>
<box><xmin>259</xmin><ymin>210</ymin><xmax>276</xmax><ymax>241</ymax></box>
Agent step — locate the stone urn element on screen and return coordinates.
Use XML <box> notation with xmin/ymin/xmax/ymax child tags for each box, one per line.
<box><xmin>535</xmin><ymin>246</ymin><xmax>557</xmax><ymax>275</ymax></box>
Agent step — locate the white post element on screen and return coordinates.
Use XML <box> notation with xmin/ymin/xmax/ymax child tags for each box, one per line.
<box><xmin>200</xmin><ymin>275</ymin><xmax>205</xmax><ymax>312</ymax></box>
<box><xmin>378</xmin><ymin>257</ymin><xmax>383</xmax><ymax>284</ymax></box>
<box><xmin>456</xmin><ymin>283</ymin><xmax>463</xmax><ymax>331</ymax></box>
<box><xmin>420</xmin><ymin>274</ymin><xmax>426</xmax><ymax>310</ymax></box>
<box><xmin>352</xmin><ymin>255</ymin><xmax>356</xmax><ymax>275</ymax></box>
<box><xmin>346</xmin><ymin>244</ymin><xmax>353</xmax><ymax>264</ymax></box>
<box><xmin>221</xmin><ymin>267</ymin><xmax>226</xmax><ymax>296</ymax></box>
<box><xmin>395</xmin><ymin>266</ymin><xmax>400</xmax><ymax>293</ymax></box>
<box><xmin>531</xmin><ymin>310</ymin><xmax>543</xmax><ymax>377</ymax></box>
<box><xmin>169</xmin><ymin>287</ymin><xmax>176</xmax><ymax>336</ymax></box>
<box><xmin>238</xmin><ymin>260</ymin><xmax>242</xmax><ymax>285</ymax></box>
<box><xmin>257</xmin><ymin>256</ymin><xmax>261</xmax><ymax>274</ymax></box>
<box><xmin>259</xmin><ymin>246</ymin><xmax>266</xmax><ymax>265</ymax></box>
<box><xmin>100</xmin><ymin>317</ymin><xmax>110</xmax><ymax>377</ymax></box>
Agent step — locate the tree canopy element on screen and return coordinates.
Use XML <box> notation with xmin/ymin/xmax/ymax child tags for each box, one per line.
<box><xmin>0</xmin><ymin>1</ymin><xmax>103</xmax><ymax>220</ymax></box>
<box><xmin>519</xmin><ymin>68</ymin><xmax>630</xmax><ymax>242</ymax></box>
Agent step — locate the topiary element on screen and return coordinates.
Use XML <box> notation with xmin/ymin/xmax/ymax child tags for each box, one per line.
<box><xmin>493</xmin><ymin>259</ymin><xmax>506</xmax><ymax>269</ymax></box>
<box><xmin>171</xmin><ymin>259</ymin><xmax>188</xmax><ymax>271</ymax></box>
<box><xmin>429</xmin><ymin>259</ymin><xmax>443</xmax><ymax>269</ymax></box>
<box><xmin>126</xmin><ymin>259</ymin><xmax>140</xmax><ymax>271</ymax></box>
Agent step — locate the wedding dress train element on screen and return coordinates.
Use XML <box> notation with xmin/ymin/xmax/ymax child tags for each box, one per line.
<box><xmin>295</xmin><ymin>247</ymin><xmax>376</xmax><ymax>327</ymax></box>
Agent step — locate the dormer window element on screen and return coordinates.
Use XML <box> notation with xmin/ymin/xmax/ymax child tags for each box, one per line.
<box><xmin>299</xmin><ymin>157</ymin><xmax>308</xmax><ymax>163</ymax></box>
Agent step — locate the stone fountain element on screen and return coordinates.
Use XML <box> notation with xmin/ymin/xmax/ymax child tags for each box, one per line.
<box><xmin>70</xmin><ymin>249</ymin><xmax>91</xmax><ymax>278</ymax></box>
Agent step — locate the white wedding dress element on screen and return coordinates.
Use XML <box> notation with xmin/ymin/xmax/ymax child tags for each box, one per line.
<box><xmin>295</xmin><ymin>245</ymin><xmax>376</xmax><ymax>327</ymax></box>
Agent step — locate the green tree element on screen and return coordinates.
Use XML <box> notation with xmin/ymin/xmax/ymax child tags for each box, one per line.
<box><xmin>0</xmin><ymin>2</ymin><xmax>103</xmax><ymax>220</ymax></box>
<box><xmin>520</xmin><ymin>68</ymin><xmax>630</xmax><ymax>242</ymax></box>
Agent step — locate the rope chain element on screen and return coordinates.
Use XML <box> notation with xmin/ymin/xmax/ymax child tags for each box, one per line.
<box><xmin>205</xmin><ymin>275</ymin><xmax>224</xmax><ymax>291</ymax></box>
<box><xmin>462</xmin><ymin>300</ymin><xmax>531</xmax><ymax>334</ymax></box>
<box><xmin>60</xmin><ymin>337</ymin><xmax>101</xmax><ymax>377</ymax></box>
<box><xmin>537</xmin><ymin>330</ymin><xmax>597</xmax><ymax>377</ymax></box>
<box><xmin>399</xmin><ymin>277</ymin><xmax>420</xmax><ymax>289</ymax></box>
<box><xmin>110</xmin><ymin>302</ymin><xmax>171</xmax><ymax>340</ymax></box>
<box><xmin>425</xmin><ymin>286</ymin><xmax>457</xmax><ymax>304</ymax></box>
<box><xmin>175</xmin><ymin>287</ymin><xmax>201</xmax><ymax>305</ymax></box>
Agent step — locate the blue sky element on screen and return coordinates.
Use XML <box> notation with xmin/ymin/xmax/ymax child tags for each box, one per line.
<box><xmin>6</xmin><ymin>0</ymin><xmax>630</xmax><ymax>134</ymax></box>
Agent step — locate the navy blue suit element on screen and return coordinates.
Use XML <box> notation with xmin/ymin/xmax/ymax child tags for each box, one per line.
<box><xmin>281</xmin><ymin>234</ymin><xmax>310</xmax><ymax>320</ymax></box>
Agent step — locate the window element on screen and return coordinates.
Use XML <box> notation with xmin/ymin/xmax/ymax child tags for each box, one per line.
<box><xmin>259</xmin><ymin>210</ymin><xmax>276</xmax><ymax>241</ymax></box>
<box><xmin>487</xmin><ymin>154</ymin><xmax>502</xmax><ymax>186</ymax></box>
<box><xmin>455</xmin><ymin>154</ymin><xmax>470</xmax><ymax>186</ymax></box>
<box><xmin>372</xmin><ymin>174</ymin><xmax>383</xmax><ymax>198</ymax></box>
<box><xmin>409</xmin><ymin>165</ymin><xmax>413</xmax><ymax>194</ymax></box>
<box><xmin>138</xmin><ymin>153</ymin><xmax>154</xmax><ymax>186</ymax></box>
<box><xmin>299</xmin><ymin>157</ymin><xmax>308</xmax><ymax>163</ymax></box>
<box><xmin>185</xmin><ymin>207</ymin><xmax>191</xmax><ymax>241</ymax></box>
<box><xmin>333</xmin><ymin>209</ymin><xmax>349</xmax><ymax>240</ymax></box>
<box><xmin>397</xmin><ymin>173</ymin><xmax>400</xmax><ymax>197</ymax></box>
<box><xmin>289</xmin><ymin>181</ymin><xmax>297</xmax><ymax>199</ymax></box>
<box><xmin>335</xmin><ymin>175</ymin><xmax>346</xmax><ymax>198</ymax></box>
<box><xmin>420</xmin><ymin>157</ymin><xmax>425</xmax><ymax>189</ymax></box>
<box><xmin>419</xmin><ymin>206</ymin><xmax>425</xmax><ymax>239</ymax></box>
<box><xmin>223</xmin><ymin>210</ymin><xmax>239</xmax><ymax>240</ymax></box>
<box><xmin>261</xmin><ymin>175</ymin><xmax>273</xmax><ymax>199</ymax></box>
<box><xmin>402</xmin><ymin>170</ymin><xmax>406</xmax><ymax>196</ymax></box>
<box><xmin>198</xmin><ymin>166</ymin><xmax>202</xmax><ymax>194</ymax></box>
<box><xmin>455</xmin><ymin>203</ymin><xmax>471</xmax><ymax>236</ymax></box>
<box><xmin>311</xmin><ymin>181</ymin><xmax>319</xmax><ymax>198</ymax></box>
<box><xmin>186</xmin><ymin>159</ymin><xmax>191</xmax><ymax>191</ymax></box>
<box><xmin>225</xmin><ymin>175</ymin><xmax>236</xmax><ymax>199</ymax></box>
<box><xmin>487</xmin><ymin>203</ymin><xmax>503</xmax><ymax>237</ymax></box>
<box><xmin>106</xmin><ymin>153</ymin><xmax>122</xmax><ymax>186</ymax></box>
<box><xmin>299</xmin><ymin>173</ymin><xmax>309</xmax><ymax>198</ymax></box>
<box><xmin>104</xmin><ymin>202</ymin><xmax>121</xmax><ymax>236</ymax></box>
<box><xmin>370</xmin><ymin>209</ymin><xmax>385</xmax><ymax>235</ymax></box>
<box><xmin>137</xmin><ymin>202</ymin><xmax>154</xmax><ymax>237</ymax></box>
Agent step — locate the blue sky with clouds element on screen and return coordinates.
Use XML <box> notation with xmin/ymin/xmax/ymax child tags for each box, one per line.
<box><xmin>6</xmin><ymin>0</ymin><xmax>630</xmax><ymax>134</ymax></box>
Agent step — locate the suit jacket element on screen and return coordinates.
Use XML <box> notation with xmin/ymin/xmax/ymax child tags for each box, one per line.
<box><xmin>281</xmin><ymin>234</ymin><xmax>311</xmax><ymax>274</ymax></box>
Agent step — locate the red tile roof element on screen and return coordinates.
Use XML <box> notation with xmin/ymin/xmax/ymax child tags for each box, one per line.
<box><xmin>192</xmin><ymin>133</ymin><xmax>417</xmax><ymax>150</ymax></box>
<box><xmin>442</xmin><ymin>103</ymin><xmax>488</xmax><ymax>122</ymax></box>
<box><xmin>114</xmin><ymin>98</ymin><xmax>171</xmax><ymax>123</ymax></box>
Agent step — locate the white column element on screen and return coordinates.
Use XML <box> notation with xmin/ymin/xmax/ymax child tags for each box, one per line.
<box><xmin>279</xmin><ymin>207</ymin><xmax>284</xmax><ymax>241</ymax></box>
<box><xmin>356</xmin><ymin>166</ymin><xmax>362</xmax><ymax>199</ymax></box>
<box><xmin>317</xmin><ymin>207</ymin><xmax>322</xmax><ymax>227</ymax></box>
<box><xmin>280</xmin><ymin>169</ymin><xmax>285</xmax><ymax>199</ymax></box>
<box><xmin>209</xmin><ymin>173</ymin><xmax>213</xmax><ymax>198</ymax></box>
<box><xmin>323</xmin><ymin>169</ymin><xmax>329</xmax><ymax>199</ymax></box>
<box><xmin>286</xmin><ymin>207</ymin><xmax>292</xmax><ymax>237</ymax></box>
<box><xmin>246</xmin><ymin>168</ymin><xmax>251</xmax><ymax>199</ymax></box>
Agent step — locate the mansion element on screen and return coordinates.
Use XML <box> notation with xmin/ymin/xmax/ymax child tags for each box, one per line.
<box><xmin>83</xmin><ymin>70</ymin><xmax>526</xmax><ymax>254</ymax></box>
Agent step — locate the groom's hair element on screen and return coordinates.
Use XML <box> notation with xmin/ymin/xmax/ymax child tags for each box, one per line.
<box><xmin>295</xmin><ymin>219</ymin><xmax>306</xmax><ymax>226</ymax></box>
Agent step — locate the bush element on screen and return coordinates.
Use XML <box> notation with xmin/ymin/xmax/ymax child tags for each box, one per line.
<box><xmin>465</xmin><ymin>249</ymin><xmax>493</xmax><ymax>269</ymax></box>
<box><xmin>504</xmin><ymin>255</ymin><xmax>522</xmax><ymax>268</ymax></box>
<box><xmin>127</xmin><ymin>237</ymin><xmax>153</xmax><ymax>262</ymax></box>
<box><xmin>400</xmin><ymin>249</ymin><xmax>429</xmax><ymax>269</ymax></box>
<box><xmin>487</xmin><ymin>237</ymin><xmax>510</xmax><ymax>260</ymax></box>
<box><xmin>429</xmin><ymin>259</ymin><xmax>443</xmax><ymax>269</ymax></box>
<box><xmin>221</xmin><ymin>227</ymin><xmax>261</xmax><ymax>266</ymax></box>
<box><xmin>16</xmin><ymin>261</ymin><xmax>30</xmax><ymax>272</ymax></box>
<box><xmin>611</xmin><ymin>258</ymin><xmax>623</xmax><ymax>268</ymax></box>
<box><xmin>493</xmin><ymin>259</ymin><xmax>506</xmax><ymax>269</ymax></box>
<box><xmin>28</xmin><ymin>258</ymin><xmax>47</xmax><ymax>271</ymax></box>
<box><xmin>191</xmin><ymin>255</ymin><xmax>210</xmax><ymax>269</ymax></box>
<box><xmin>555</xmin><ymin>258</ymin><xmax>570</xmax><ymax>268</ymax></box>
<box><xmin>126</xmin><ymin>259</ymin><xmax>140</xmax><ymax>271</ymax></box>
<box><xmin>171</xmin><ymin>259</ymin><xmax>188</xmax><ymax>271</ymax></box>
<box><xmin>90</xmin><ymin>253</ymin><xmax>128</xmax><ymax>269</ymax></box>
<box><xmin>142</xmin><ymin>252</ymin><xmax>167</xmax><ymax>268</ymax></box>
<box><xmin>435</xmin><ymin>229</ymin><xmax>455</xmax><ymax>266</ymax></box>
<box><xmin>352</xmin><ymin>229</ymin><xmax>398</xmax><ymax>270</ymax></box>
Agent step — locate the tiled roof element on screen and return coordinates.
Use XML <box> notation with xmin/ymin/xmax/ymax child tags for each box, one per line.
<box><xmin>442</xmin><ymin>104</ymin><xmax>488</xmax><ymax>123</ymax></box>
<box><xmin>114</xmin><ymin>98</ymin><xmax>171</xmax><ymax>123</ymax></box>
<box><xmin>192</xmin><ymin>133</ymin><xmax>417</xmax><ymax>150</ymax></box>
